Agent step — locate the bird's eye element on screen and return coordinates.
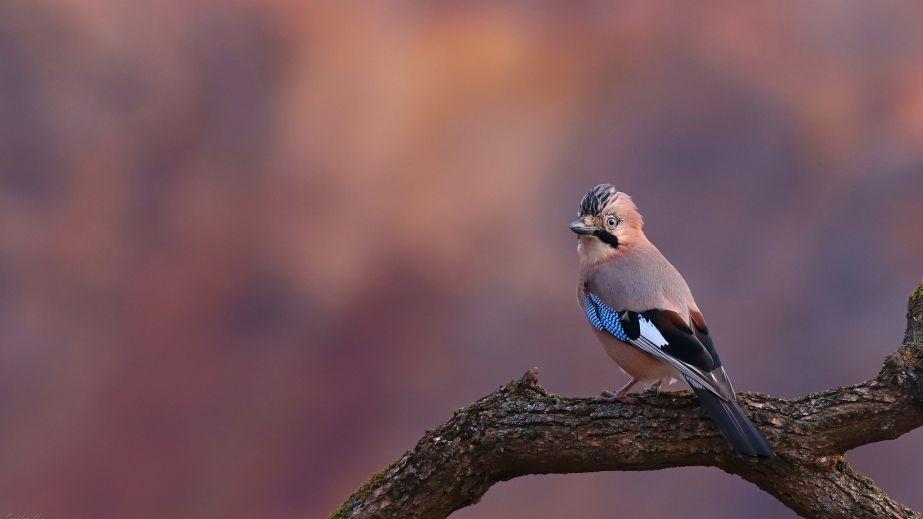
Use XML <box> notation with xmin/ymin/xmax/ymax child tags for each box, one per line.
<box><xmin>606</xmin><ymin>215</ymin><xmax>618</xmax><ymax>228</ymax></box>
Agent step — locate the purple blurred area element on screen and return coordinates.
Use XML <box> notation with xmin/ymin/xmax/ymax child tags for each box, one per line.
<box><xmin>1</xmin><ymin>1</ymin><xmax>922</xmax><ymax>518</ymax></box>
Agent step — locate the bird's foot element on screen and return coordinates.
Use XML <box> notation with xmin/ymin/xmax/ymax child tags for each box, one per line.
<box><xmin>598</xmin><ymin>377</ymin><xmax>638</xmax><ymax>402</ymax></box>
<box><xmin>641</xmin><ymin>381</ymin><xmax>663</xmax><ymax>396</ymax></box>
<box><xmin>599</xmin><ymin>390</ymin><xmax>634</xmax><ymax>403</ymax></box>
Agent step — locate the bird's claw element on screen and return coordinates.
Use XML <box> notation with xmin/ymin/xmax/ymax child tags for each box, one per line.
<box><xmin>641</xmin><ymin>381</ymin><xmax>663</xmax><ymax>396</ymax></box>
<box><xmin>599</xmin><ymin>390</ymin><xmax>633</xmax><ymax>403</ymax></box>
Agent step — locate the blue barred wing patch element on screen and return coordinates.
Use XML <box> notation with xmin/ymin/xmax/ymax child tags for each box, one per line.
<box><xmin>584</xmin><ymin>293</ymin><xmax>630</xmax><ymax>341</ymax></box>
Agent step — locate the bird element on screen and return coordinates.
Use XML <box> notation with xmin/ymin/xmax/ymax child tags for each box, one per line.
<box><xmin>571</xmin><ymin>183</ymin><xmax>773</xmax><ymax>458</ymax></box>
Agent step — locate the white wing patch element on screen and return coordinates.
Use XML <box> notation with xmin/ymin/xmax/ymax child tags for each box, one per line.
<box><xmin>636</xmin><ymin>314</ymin><xmax>668</xmax><ymax>348</ymax></box>
<box><xmin>628</xmin><ymin>315</ymin><xmax>729</xmax><ymax>401</ymax></box>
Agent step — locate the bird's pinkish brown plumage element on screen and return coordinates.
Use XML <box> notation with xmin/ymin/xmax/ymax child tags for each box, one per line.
<box><xmin>576</xmin><ymin>192</ymin><xmax>701</xmax><ymax>386</ymax></box>
<box><xmin>573</xmin><ymin>184</ymin><xmax>772</xmax><ymax>457</ymax></box>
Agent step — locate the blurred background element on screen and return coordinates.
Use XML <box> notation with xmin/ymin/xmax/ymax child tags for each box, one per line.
<box><xmin>1</xmin><ymin>1</ymin><xmax>922</xmax><ymax>518</ymax></box>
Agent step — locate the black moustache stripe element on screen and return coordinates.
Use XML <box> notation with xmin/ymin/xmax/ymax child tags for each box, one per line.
<box><xmin>593</xmin><ymin>230</ymin><xmax>619</xmax><ymax>248</ymax></box>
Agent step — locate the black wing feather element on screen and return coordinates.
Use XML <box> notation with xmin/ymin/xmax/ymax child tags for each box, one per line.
<box><xmin>639</xmin><ymin>309</ymin><xmax>718</xmax><ymax>373</ymax></box>
<box><xmin>690</xmin><ymin>314</ymin><xmax>723</xmax><ymax>368</ymax></box>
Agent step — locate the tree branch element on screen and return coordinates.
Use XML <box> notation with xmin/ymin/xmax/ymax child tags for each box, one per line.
<box><xmin>332</xmin><ymin>283</ymin><xmax>923</xmax><ymax>519</ymax></box>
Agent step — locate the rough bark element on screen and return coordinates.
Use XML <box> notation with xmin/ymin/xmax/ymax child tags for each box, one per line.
<box><xmin>332</xmin><ymin>283</ymin><xmax>923</xmax><ymax>519</ymax></box>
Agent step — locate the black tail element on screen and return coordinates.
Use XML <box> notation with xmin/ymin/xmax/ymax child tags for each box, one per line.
<box><xmin>687</xmin><ymin>381</ymin><xmax>773</xmax><ymax>458</ymax></box>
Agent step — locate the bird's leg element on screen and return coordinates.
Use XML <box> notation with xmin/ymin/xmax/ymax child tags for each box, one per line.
<box><xmin>600</xmin><ymin>378</ymin><xmax>638</xmax><ymax>401</ymax></box>
<box><xmin>642</xmin><ymin>380</ymin><xmax>663</xmax><ymax>395</ymax></box>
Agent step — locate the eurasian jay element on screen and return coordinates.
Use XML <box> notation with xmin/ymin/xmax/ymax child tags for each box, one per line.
<box><xmin>571</xmin><ymin>183</ymin><xmax>773</xmax><ymax>458</ymax></box>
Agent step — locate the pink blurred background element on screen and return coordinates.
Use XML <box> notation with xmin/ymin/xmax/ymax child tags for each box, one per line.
<box><xmin>1</xmin><ymin>1</ymin><xmax>922</xmax><ymax>518</ymax></box>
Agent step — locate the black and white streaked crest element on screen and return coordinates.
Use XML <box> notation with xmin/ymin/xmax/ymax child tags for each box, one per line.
<box><xmin>578</xmin><ymin>183</ymin><xmax>617</xmax><ymax>216</ymax></box>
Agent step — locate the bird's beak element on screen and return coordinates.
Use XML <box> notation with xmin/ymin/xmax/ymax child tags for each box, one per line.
<box><xmin>569</xmin><ymin>220</ymin><xmax>597</xmax><ymax>235</ymax></box>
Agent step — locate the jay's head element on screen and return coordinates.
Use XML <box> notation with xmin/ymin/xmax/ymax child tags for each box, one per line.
<box><xmin>570</xmin><ymin>183</ymin><xmax>644</xmax><ymax>261</ymax></box>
